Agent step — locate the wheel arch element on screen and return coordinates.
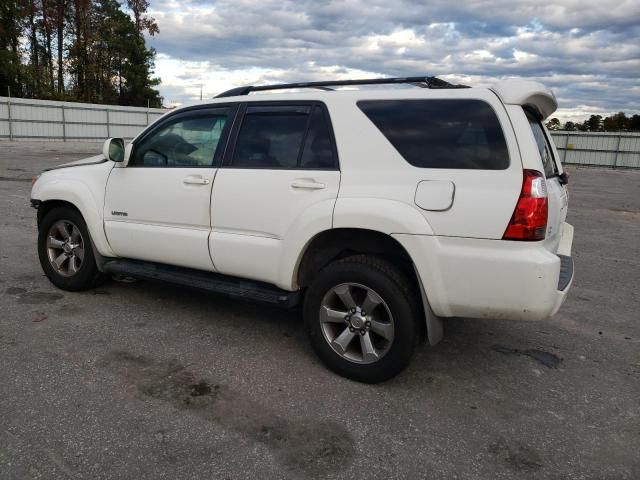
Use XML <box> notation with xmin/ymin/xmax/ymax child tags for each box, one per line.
<box><xmin>36</xmin><ymin>199</ymin><xmax>81</xmax><ymax>227</ymax></box>
<box><xmin>296</xmin><ymin>228</ymin><xmax>414</xmax><ymax>288</ymax></box>
<box><xmin>35</xmin><ymin>198</ymin><xmax>111</xmax><ymax>271</ymax></box>
<box><xmin>32</xmin><ymin>179</ymin><xmax>115</xmax><ymax>258</ymax></box>
<box><xmin>295</xmin><ymin>227</ymin><xmax>443</xmax><ymax>345</ymax></box>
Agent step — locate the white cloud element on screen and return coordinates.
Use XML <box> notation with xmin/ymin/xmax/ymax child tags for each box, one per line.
<box><xmin>512</xmin><ymin>49</ymin><xmax>538</xmax><ymax>63</ymax></box>
<box><xmin>146</xmin><ymin>0</ymin><xmax>640</xmax><ymax>117</ymax></box>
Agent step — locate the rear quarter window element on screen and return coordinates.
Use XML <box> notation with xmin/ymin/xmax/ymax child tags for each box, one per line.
<box><xmin>357</xmin><ymin>99</ymin><xmax>509</xmax><ymax>169</ymax></box>
<box><xmin>525</xmin><ymin>110</ymin><xmax>558</xmax><ymax>178</ymax></box>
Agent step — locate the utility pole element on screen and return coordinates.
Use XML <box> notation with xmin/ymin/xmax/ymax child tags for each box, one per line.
<box><xmin>7</xmin><ymin>86</ymin><xmax>13</xmax><ymax>141</ymax></box>
<box><xmin>200</xmin><ymin>84</ymin><xmax>203</xmax><ymax>101</ymax></box>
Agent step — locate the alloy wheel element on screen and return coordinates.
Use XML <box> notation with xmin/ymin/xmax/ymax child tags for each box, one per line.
<box><xmin>319</xmin><ymin>282</ymin><xmax>395</xmax><ymax>364</ymax></box>
<box><xmin>46</xmin><ymin>220</ymin><xmax>85</xmax><ymax>277</ymax></box>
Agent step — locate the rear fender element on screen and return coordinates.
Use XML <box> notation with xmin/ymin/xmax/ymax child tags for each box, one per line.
<box><xmin>333</xmin><ymin>198</ymin><xmax>434</xmax><ymax>235</ymax></box>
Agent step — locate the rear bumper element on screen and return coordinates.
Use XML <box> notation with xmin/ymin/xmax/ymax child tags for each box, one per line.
<box><xmin>549</xmin><ymin>254</ymin><xmax>574</xmax><ymax>316</ymax></box>
<box><xmin>549</xmin><ymin>222</ymin><xmax>574</xmax><ymax>316</ymax></box>
<box><xmin>393</xmin><ymin>222</ymin><xmax>574</xmax><ymax>321</ymax></box>
<box><xmin>557</xmin><ymin>255</ymin><xmax>573</xmax><ymax>291</ymax></box>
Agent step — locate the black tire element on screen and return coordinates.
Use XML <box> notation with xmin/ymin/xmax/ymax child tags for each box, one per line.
<box><xmin>304</xmin><ymin>255</ymin><xmax>421</xmax><ymax>383</ymax></box>
<box><xmin>37</xmin><ymin>206</ymin><xmax>107</xmax><ymax>291</ymax></box>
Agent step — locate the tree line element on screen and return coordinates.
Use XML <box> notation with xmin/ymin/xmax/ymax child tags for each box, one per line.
<box><xmin>1</xmin><ymin>0</ymin><xmax>162</xmax><ymax>107</ymax></box>
<box><xmin>546</xmin><ymin>112</ymin><xmax>640</xmax><ymax>132</ymax></box>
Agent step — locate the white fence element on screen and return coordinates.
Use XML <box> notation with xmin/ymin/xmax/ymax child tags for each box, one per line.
<box><xmin>0</xmin><ymin>96</ymin><xmax>167</xmax><ymax>142</ymax></box>
<box><xmin>2</xmin><ymin>96</ymin><xmax>639</xmax><ymax>168</ymax></box>
<box><xmin>550</xmin><ymin>131</ymin><xmax>640</xmax><ymax>169</ymax></box>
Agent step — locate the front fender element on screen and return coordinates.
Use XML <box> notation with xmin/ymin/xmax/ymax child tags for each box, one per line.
<box><xmin>31</xmin><ymin>171</ymin><xmax>115</xmax><ymax>257</ymax></box>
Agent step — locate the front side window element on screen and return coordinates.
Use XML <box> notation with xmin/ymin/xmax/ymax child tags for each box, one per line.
<box><xmin>357</xmin><ymin>99</ymin><xmax>509</xmax><ymax>169</ymax></box>
<box><xmin>131</xmin><ymin>110</ymin><xmax>229</xmax><ymax>167</ymax></box>
<box><xmin>525</xmin><ymin>110</ymin><xmax>558</xmax><ymax>178</ymax></box>
<box><xmin>231</xmin><ymin>105</ymin><xmax>337</xmax><ymax>169</ymax></box>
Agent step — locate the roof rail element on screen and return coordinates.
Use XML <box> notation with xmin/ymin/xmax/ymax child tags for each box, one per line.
<box><xmin>214</xmin><ymin>76</ymin><xmax>469</xmax><ymax>98</ymax></box>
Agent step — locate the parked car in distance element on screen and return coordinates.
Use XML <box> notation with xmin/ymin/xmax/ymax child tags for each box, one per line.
<box><xmin>31</xmin><ymin>76</ymin><xmax>574</xmax><ymax>383</ymax></box>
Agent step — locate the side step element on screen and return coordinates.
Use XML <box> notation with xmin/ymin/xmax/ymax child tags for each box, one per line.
<box><xmin>103</xmin><ymin>259</ymin><xmax>300</xmax><ymax>308</ymax></box>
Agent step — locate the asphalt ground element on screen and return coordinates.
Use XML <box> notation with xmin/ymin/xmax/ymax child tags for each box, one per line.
<box><xmin>1</xmin><ymin>141</ymin><xmax>639</xmax><ymax>480</ymax></box>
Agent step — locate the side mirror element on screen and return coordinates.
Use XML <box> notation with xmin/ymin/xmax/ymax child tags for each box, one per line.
<box><xmin>102</xmin><ymin>138</ymin><xmax>125</xmax><ymax>162</ymax></box>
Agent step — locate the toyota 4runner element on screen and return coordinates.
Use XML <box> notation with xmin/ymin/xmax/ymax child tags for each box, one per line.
<box><xmin>31</xmin><ymin>76</ymin><xmax>574</xmax><ymax>383</ymax></box>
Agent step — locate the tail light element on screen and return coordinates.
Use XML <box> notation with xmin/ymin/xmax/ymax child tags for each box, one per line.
<box><xmin>503</xmin><ymin>169</ymin><xmax>548</xmax><ymax>241</ymax></box>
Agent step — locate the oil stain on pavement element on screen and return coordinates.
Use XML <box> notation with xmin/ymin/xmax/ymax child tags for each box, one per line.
<box><xmin>491</xmin><ymin>344</ymin><xmax>563</xmax><ymax>368</ymax></box>
<box><xmin>5</xmin><ymin>287</ymin><xmax>65</xmax><ymax>305</ymax></box>
<box><xmin>488</xmin><ymin>437</ymin><xmax>543</xmax><ymax>472</ymax></box>
<box><xmin>98</xmin><ymin>350</ymin><xmax>356</xmax><ymax>477</ymax></box>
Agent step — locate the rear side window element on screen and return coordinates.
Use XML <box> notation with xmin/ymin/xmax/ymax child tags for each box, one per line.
<box><xmin>525</xmin><ymin>110</ymin><xmax>558</xmax><ymax>178</ymax></box>
<box><xmin>231</xmin><ymin>105</ymin><xmax>337</xmax><ymax>169</ymax></box>
<box><xmin>357</xmin><ymin>99</ymin><xmax>509</xmax><ymax>169</ymax></box>
<box><xmin>300</xmin><ymin>107</ymin><xmax>336</xmax><ymax>169</ymax></box>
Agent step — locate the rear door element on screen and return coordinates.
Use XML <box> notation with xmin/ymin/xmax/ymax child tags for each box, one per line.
<box><xmin>209</xmin><ymin>102</ymin><xmax>340</xmax><ymax>285</ymax></box>
<box><xmin>524</xmin><ymin>110</ymin><xmax>568</xmax><ymax>251</ymax></box>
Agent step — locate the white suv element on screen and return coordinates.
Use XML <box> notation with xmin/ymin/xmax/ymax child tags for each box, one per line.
<box><xmin>30</xmin><ymin>76</ymin><xmax>574</xmax><ymax>383</ymax></box>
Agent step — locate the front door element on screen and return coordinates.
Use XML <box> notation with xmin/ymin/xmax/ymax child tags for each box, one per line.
<box><xmin>104</xmin><ymin>106</ymin><xmax>234</xmax><ymax>270</ymax></box>
<box><xmin>210</xmin><ymin>103</ymin><xmax>340</xmax><ymax>286</ymax></box>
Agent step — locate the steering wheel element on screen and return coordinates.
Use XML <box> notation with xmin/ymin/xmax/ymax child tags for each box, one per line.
<box><xmin>143</xmin><ymin>148</ymin><xmax>168</xmax><ymax>166</ymax></box>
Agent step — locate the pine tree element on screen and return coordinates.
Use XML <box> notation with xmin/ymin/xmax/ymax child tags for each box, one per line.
<box><xmin>0</xmin><ymin>1</ymin><xmax>26</xmax><ymax>97</ymax></box>
<box><xmin>2</xmin><ymin>0</ymin><xmax>161</xmax><ymax>106</ymax></box>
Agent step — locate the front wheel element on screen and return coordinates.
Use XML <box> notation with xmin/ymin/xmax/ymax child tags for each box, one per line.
<box><xmin>304</xmin><ymin>255</ymin><xmax>421</xmax><ymax>383</ymax></box>
<box><xmin>37</xmin><ymin>206</ymin><xmax>106</xmax><ymax>291</ymax></box>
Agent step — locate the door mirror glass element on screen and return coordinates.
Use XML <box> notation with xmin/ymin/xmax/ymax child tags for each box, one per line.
<box><xmin>103</xmin><ymin>138</ymin><xmax>125</xmax><ymax>162</ymax></box>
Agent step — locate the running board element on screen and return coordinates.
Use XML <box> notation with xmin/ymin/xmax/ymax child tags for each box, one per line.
<box><xmin>103</xmin><ymin>259</ymin><xmax>300</xmax><ymax>308</ymax></box>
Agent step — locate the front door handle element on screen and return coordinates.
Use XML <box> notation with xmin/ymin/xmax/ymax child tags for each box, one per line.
<box><xmin>183</xmin><ymin>175</ymin><xmax>210</xmax><ymax>185</ymax></box>
<box><xmin>291</xmin><ymin>179</ymin><xmax>325</xmax><ymax>190</ymax></box>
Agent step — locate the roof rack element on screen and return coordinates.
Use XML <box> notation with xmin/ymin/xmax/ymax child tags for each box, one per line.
<box><xmin>215</xmin><ymin>76</ymin><xmax>469</xmax><ymax>98</ymax></box>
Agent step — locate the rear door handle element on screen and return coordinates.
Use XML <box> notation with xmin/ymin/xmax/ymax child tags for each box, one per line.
<box><xmin>291</xmin><ymin>179</ymin><xmax>325</xmax><ymax>190</ymax></box>
<box><xmin>183</xmin><ymin>175</ymin><xmax>210</xmax><ymax>185</ymax></box>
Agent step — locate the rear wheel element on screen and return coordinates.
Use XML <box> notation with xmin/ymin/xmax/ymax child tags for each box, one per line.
<box><xmin>304</xmin><ymin>255</ymin><xmax>421</xmax><ymax>383</ymax></box>
<box><xmin>38</xmin><ymin>207</ymin><xmax>106</xmax><ymax>291</ymax></box>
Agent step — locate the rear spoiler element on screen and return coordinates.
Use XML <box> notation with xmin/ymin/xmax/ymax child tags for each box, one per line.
<box><xmin>490</xmin><ymin>80</ymin><xmax>557</xmax><ymax>120</ymax></box>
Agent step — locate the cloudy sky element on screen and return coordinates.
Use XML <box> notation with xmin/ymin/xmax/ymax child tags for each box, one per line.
<box><xmin>146</xmin><ymin>0</ymin><xmax>640</xmax><ymax>121</ymax></box>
